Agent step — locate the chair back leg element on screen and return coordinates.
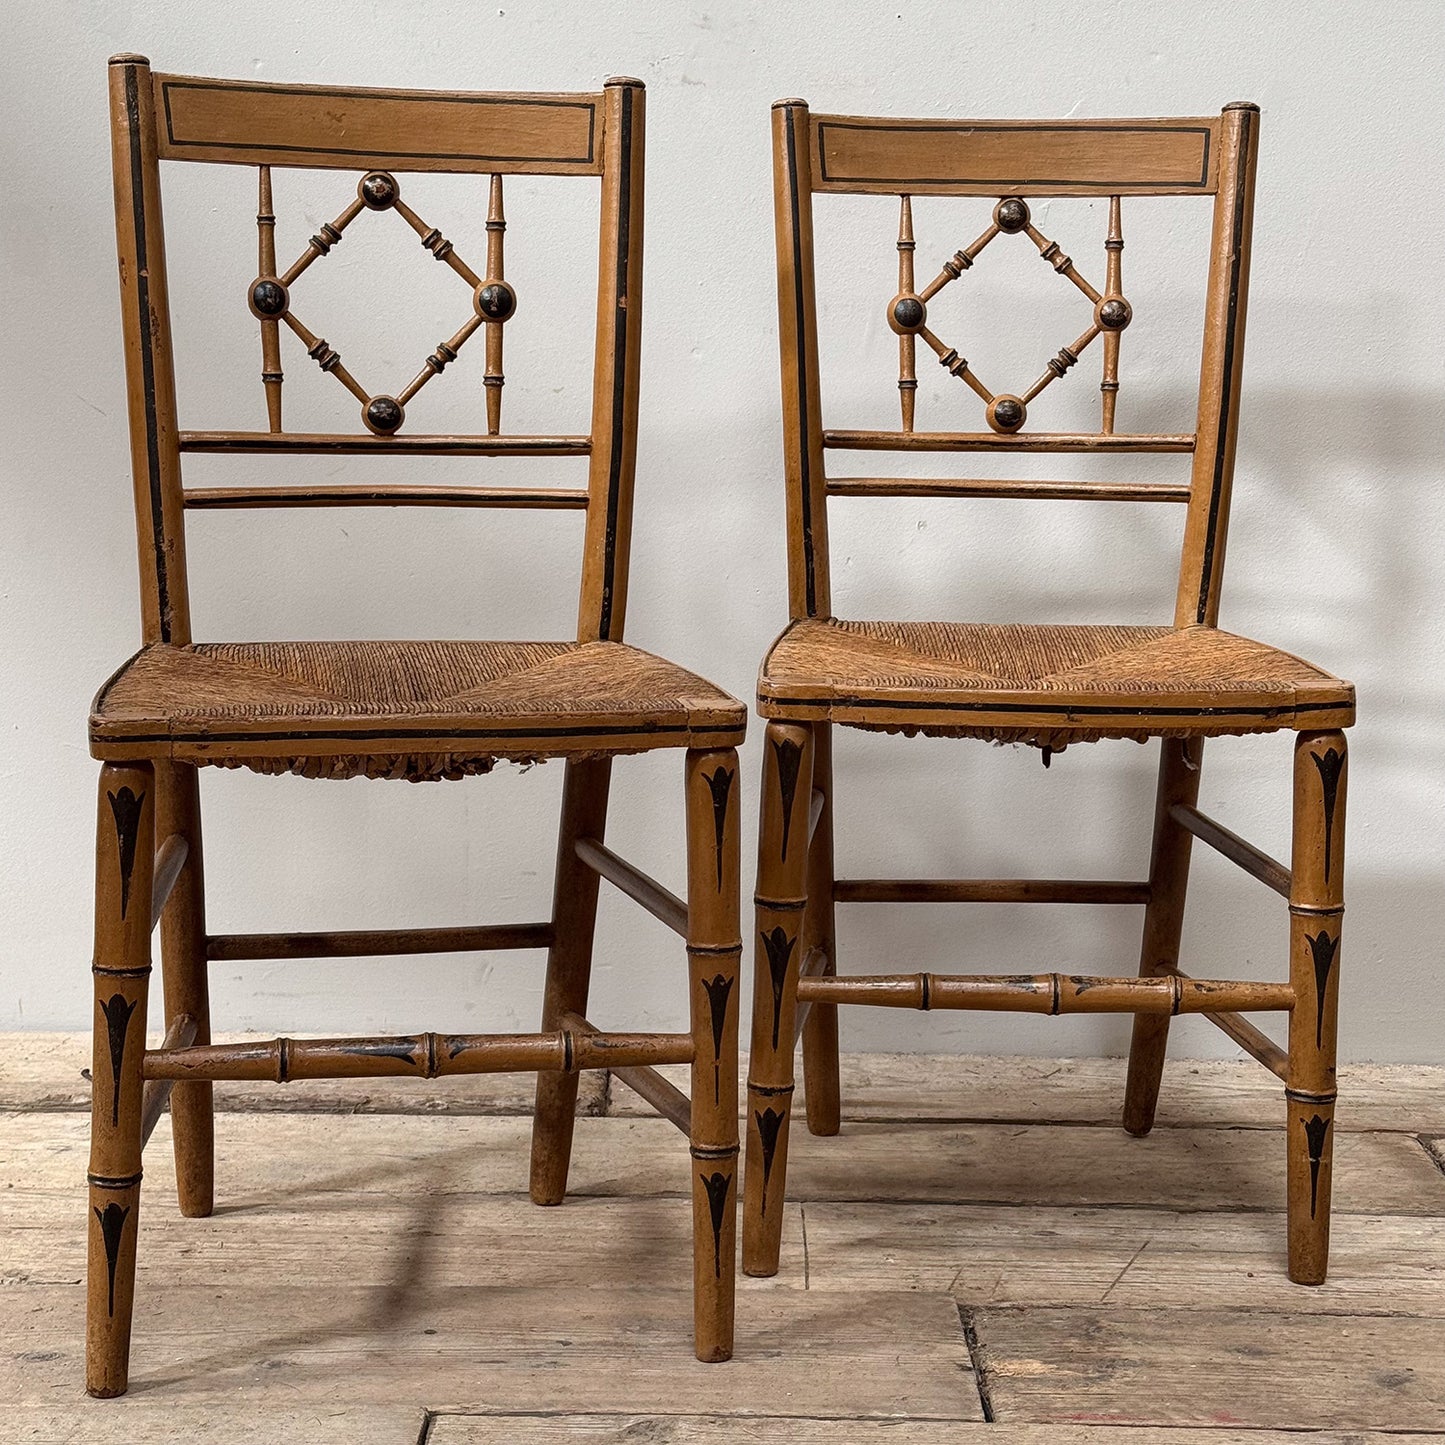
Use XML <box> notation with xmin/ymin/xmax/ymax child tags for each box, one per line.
<box><xmin>155</xmin><ymin>761</ymin><xmax>213</xmax><ymax>1217</ymax></box>
<box><xmin>530</xmin><ymin>757</ymin><xmax>612</xmax><ymax>1205</ymax></box>
<box><xmin>743</xmin><ymin>721</ymin><xmax>815</xmax><ymax>1277</ymax></box>
<box><xmin>800</xmin><ymin>722</ymin><xmax>842</xmax><ymax>1136</ymax></box>
<box><xmin>1287</xmin><ymin>730</ymin><xmax>1346</xmax><ymax>1283</ymax></box>
<box><xmin>87</xmin><ymin>762</ymin><xmax>155</xmax><ymax>1397</ymax></box>
<box><xmin>1123</xmin><ymin>736</ymin><xmax>1204</xmax><ymax>1135</ymax></box>
<box><xmin>684</xmin><ymin>747</ymin><xmax>741</xmax><ymax>1362</ymax></box>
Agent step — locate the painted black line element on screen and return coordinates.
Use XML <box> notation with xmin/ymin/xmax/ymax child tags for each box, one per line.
<box><xmin>596</xmin><ymin>84</ymin><xmax>633</xmax><ymax>641</ymax></box>
<box><xmin>785</xmin><ymin>108</ymin><xmax>819</xmax><ymax>615</ymax></box>
<box><xmin>124</xmin><ymin>65</ymin><xmax>172</xmax><ymax>640</ymax></box>
<box><xmin>1195</xmin><ymin>105</ymin><xmax>1253</xmax><ymax>623</ymax></box>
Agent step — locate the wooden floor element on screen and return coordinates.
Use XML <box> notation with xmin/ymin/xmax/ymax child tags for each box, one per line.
<box><xmin>4</xmin><ymin>1035</ymin><xmax>1444</xmax><ymax>1442</ymax></box>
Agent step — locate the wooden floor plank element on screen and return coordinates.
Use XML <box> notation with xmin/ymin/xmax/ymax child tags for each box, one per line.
<box><xmin>7</xmin><ymin>1044</ymin><xmax>1443</xmax><ymax>1436</ymax></box>
<box><xmin>974</xmin><ymin>1305</ymin><xmax>1445</xmax><ymax>1430</ymax></box>
<box><xmin>1</xmin><ymin>1286</ymin><xmax>980</xmax><ymax>1420</ymax></box>
<box><xmin>9</xmin><ymin>1114</ymin><xmax>1442</xmax><ymax>1215</ymax></box>
<box><xmin>2</xmin><ymin>1193</ymin><xmax>803</xmax><ymax>1294</ymax></box>
<box><xmin>6</xmin><ymin>1404</ymin><xmax>425</xmax><ymax>1445</ymax></box>
<box><xmin>430</xmin><ymin>1418</ymin><xmax>1440</xmax><ymax>1444</ymax></box>
<box><xmin>609</xmin><ymin>1053</ymin><xmax>1445</xmax><ymax>1132</ymax></box>
<box><xmin>801</xmin><ymin>1201</ymin><xmax>1445</xmax><ymax>1313</ymax></box>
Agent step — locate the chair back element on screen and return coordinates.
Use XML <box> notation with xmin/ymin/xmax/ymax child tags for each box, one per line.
<box><xmin>108</xmin><ymin>57</ymin><xmax>645</xmax><ymax>647</ymax></box>
<box><xmin>770</xmin><ymin>100</ymin><xmax>1259</xmax><ymax>627</ymax></box>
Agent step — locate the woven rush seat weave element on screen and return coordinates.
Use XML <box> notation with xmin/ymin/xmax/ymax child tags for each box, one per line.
<box><xmin>91</xmin><ymin>639</ymin><xmax>747</xmax><ymax>779</ymax></box>
<box><xmin>759</xmin><ymin>619</ymin><xmax>1355</xmax><ymax>747</ymax></box>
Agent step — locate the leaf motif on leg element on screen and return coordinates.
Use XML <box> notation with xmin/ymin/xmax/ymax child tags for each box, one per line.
<box><xmin>771</xmin><ymin>736</ymin><xmax>803</xmax><ymax>862</ymax></box>
<box><xmin>760</xmin><ymin>926</ymin><xmax>798</xmax><ymax>1049</ymax></box>
<box><xmin>755</xmin><ymin>1106</ymin><xmax>786</xmax><ymax>1216</ymax></box>
<box><xmin>699</xmin><ymin>1170</ymin><xmax>733</xmax><ymax>1279</ymax></box>
<box><xmin>1305</xmin><ymin>929</ymin><xmax>1340</xmax><ymax>1050</ymax></box>
<box><xmin>702</xmin><ymin>766</ymin><xmax>735</xmax><ymax>891</ymax></box>
<box><xmin>700</xmin><ymin>972</ymin><xmax>735</xmax><ymax>1104</ymax></box>
<box><xmin>93</xmin><ymin>1202</ymin><xmax>132</xmax><ymax>1316</ymax></box>
<box><xmin>99</xmin><ymin>993</ymin><xmax>139</xmax><ymax>1127</ymax></box>
<box><xmin>1310</xmin><ymin>747</ymin><xmax>1345</xmax><ymax>884</ymax></box>
<box><xmin>107</xmin><ymin>787</ymin><xmax>146</xmax><ymax>920</ymax></box>
<box><xmin>1302</xmin><ymin>1112</ymin><xmax>1331</xmax><ymax>1217</ymax></box>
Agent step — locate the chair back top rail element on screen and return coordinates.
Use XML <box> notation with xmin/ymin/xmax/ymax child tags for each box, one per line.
<box><xmin>108</xmin><ymin>56</ymin><xmax>645</xmax><ymax>648</ymax></box>
<box><xmin>150</xmin><ymin>69</ymin><xmax>605</xmax><ymax>174</ymax></box>
<box><xmin>808</xmin><ymin>113</ymin><xmax>1222</xmax><ymax>196</ymax></box>
<box><xmin>770</xmin><ymin>98</ymin><xmax>1260</xmax><ymax>627</ymax></box>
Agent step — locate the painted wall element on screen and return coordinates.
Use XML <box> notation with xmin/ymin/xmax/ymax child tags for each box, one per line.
<box><xmin>5</xmin><ymin>1</ymin><xmax>1443</xmax><ymax>1064</ymax></box>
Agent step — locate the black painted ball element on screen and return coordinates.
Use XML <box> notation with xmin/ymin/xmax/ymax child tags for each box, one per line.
<box><xmin>994</xmin><ymin>198</ymin><xmax>1030</xmax><ymax>234</ymax></box>
<box><xmin>474</xmin><ymin>281</ymin><xmax>517</xmax><ymax>322</ymax></box>
<box><xmin>989</xmin><ymin>395</ymin><xmax>1026</xmax><ymax>431</ymax></box>
<box><xmin>1097</xmin><ymin>297</ymin><xmax>1132</xmax><ymax>331</ymax></box>
<box><xmin>359</xmin><ymin>171</ymin><xmax>399</xmax><ymax>210</ymax></box>
<box><xmin>249</xmin><ymin>278</ymin><xmax>288</xmax><ymax>317</ymax></box>
<box><xmin>892</xmin><ymin>296</ymin><xmax>925</xmax><ymax>330</ymax></box>
<box><xmin>365</xmin><ymin>395</ymin><xmax>404</xmax><ymax>433</ymax></box>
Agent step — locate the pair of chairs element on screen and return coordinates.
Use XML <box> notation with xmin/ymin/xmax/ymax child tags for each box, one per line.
<box><xmin>86</xmin><ymin>59</ymin><xmax>1353</xmax><ymax>1397</ymax></box>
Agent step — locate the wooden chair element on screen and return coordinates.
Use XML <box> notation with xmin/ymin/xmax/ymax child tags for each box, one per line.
<box><xmin>742</xmin><ymin>102</ymin><xmax>1354</xmax><ymax>1287</ymax></box>
<box><xmin>87</xmin><ymin>58</ymin><xmax>746</xmax><ymax>1397</ymax></box>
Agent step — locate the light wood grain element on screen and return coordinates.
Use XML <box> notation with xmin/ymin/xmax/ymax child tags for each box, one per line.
<box><xmin>802</xmin><ymin>1201</ymin><xmax>1445</xmax><ymax>1313</ymax></box>
<box><xmin>3</xmin><ymin>1192</ymin><xmax>802</xmax><ymax>1294</ymax></box>
<box><xmin>431</xmin><ymin>1419</ymin><xmax>1436</xmax><ymax>1445</ymax></box>
<box><xmin>607</xmin><ymin>1049</ymin><xmax>1445</xmax><ymax>1133</ymax></box>
<box><xmin>976</xmin><ymin>1305</ymin><xmax>1445</xmax><ymax>1429</ymax></box>
<box><xmin>8</xmin><ymin>1114</ymin><xmax>1442</xmax><ymax>1216</ymax></box>
<box><xmin>2</xmin><ymin>1285</ymin><xmax>978</xmax><ymax>1420</ymax></box>
<box><xmin>3</xmin><ymin>1405</ymin><xmax>427</xmax><ymax>1445</ymax></box>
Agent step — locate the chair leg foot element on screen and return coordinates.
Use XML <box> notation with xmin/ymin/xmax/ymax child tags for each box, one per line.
<box><xmin>1286</xmin><ymin>1091</ymin><xmax>1334</xmax><ymax>1285</ymax></box>
<box><xmin>87</xmin><ymin>763</ymin><xmax>155</xmax><ymax>1399</ymax></box>
<box><xmin>529</xmin><ymin>759</ymin><xmax>611</xmax><ymax>1207</ymax></box>
<box><xmin>1122</xmin><ymin>737</ymin><xmax>1201</xmax><ymax>1136</ymax></box>
<box><xmin>1285</xmin><ymin>730</ymin><xmax>1346</xmax><ymax>1287</ymax></box>
<box><xmin>685</xmin><ymin>748</ymin><xmax>741</xmax><ymax>1362</ymax></box>
<box><xmin>743</xmin><ymin>722</ymin><xmax>814</xmax><ymax>1279</ymax></box>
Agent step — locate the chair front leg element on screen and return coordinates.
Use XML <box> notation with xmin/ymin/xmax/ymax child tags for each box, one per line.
<box><xmin>1287</xmin><ymin>730</ymin><xmax>1346</xmax><ymax>1284</ymax></box>
<box><xmin>685</xmin><ymin>747</ymin><xmax>741</xmax><ymax>1362</ymax></box>
<box><xmin>155</xmin><ymin>761</ymin><xmax>213</xmax><ymax>1217</ymax></box>
<box><xmin>87</xmin><ymin>762</ymin><xmax>155</xmax><ymax>1398</ymax></box>
<box><xmin>1123</xmin><ymin>736</ymin><xmax>1203</xmax><ymax>1136</ymax></box>
<box><xmin>742</xmin><ymin>721</ymin><xmax>814</xmax><ymax>1278</ymax></box>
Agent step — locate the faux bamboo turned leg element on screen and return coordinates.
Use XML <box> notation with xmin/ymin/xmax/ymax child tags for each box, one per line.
<box><xmin>155</xmin><ymin>762</ymin><xmax>212</xmax><ymax>1217</ymax></box>
<box><xmin>530</xmin><ymin>758</ymin><xmax>612</xmax><ymax>1205</ymax></box>
<box><xmin>1122</xmin><ymin>736</ymin><xmax>1203</xmax><ymax>1136</ymax></box>
<box><xmin>743</xmin><ymin>722</ymin><xmax>814</xmax><ymax>1278</ymax></box>
<box><xmin>800</xmin><ymin>721</ymin><xmax>840</xmax><ymax>1136</ymax></box>
<box><xmin>1287</xmin><ymin>730</ymin><xmax>1346</xmax><ymax>1285</ymax></box>
<box><xmin>87</xmin><ymin>762</ymin><xmax>155</xmax><ymax>1398</ymax></box>
<box><xmin>684</xmin><ymin>747</ymin><xmax>741</xmax><ymax>1363</ymax></box>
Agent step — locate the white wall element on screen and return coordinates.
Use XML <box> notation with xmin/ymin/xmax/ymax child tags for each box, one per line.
<box><xmin>4</xmin><ymin>1</ymin><xmax>1443</xmax><ymax>1065</ymax></box>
